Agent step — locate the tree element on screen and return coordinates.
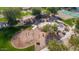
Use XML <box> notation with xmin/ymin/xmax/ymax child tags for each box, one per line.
<box><xmin>48</xmin><ymin>40</ymin><xmax>68</xmax><ymax>51</ymax></box>
<box><xmin>47</xmin><ymin>7</ymin><xmax>60</xmax><ymax>15</ymax></box>
<box><xmin>3</xmin><ymin>8</ymin><xmax>21</xmax><ymax>26</ymax></box>
<box><xmin>75</xmin><ymin>18</ymin><xmax>79</xmax><ymax>29</ymax></box>
<box><xmin>71</xmin><ymin>7</ymin><xmax>77</xmax><ymax>10</ymax></box>
<box><xmin>41</xmin><ymin>7</ymin><xmax>50</xmax><ymax>15</ymax></box>
<box><xmin>32</xmin><ymin>8</ymin><xmax>41</xmax><ymax>15</ymax></box>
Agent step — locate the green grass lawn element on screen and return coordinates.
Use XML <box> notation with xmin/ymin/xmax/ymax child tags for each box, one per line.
<box><xmin>0</xmin><ymin>18</ymin><xmax>7</xmax><ymax>22</ymax></box>
<box><xmin>0</xmin><ymin>7</ymin><xmax>8</xmax><ymax>10</ymax></box>
<box><xmin>0</xmin><ymin>7</ymin><xmax>21</xmax><ymax>10</ymax></box>
<box><xmin>0</xmin><ymin>25</ymin><xmax>34</xmax><ymax>51</ymax></box>
<box><xmin>63</xmin><ymin>18</ymin><xmax>75</xmax><ymax>26</ymax></box>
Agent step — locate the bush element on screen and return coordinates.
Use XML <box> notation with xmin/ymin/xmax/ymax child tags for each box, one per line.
<box><xmin>69</xmin><ymin>36</ymin><xmax>79</xmax><ymax>50</ymax></box>
<box><xmin>76</xmin><ymin>19</ymin><xmax>79</xmax><ymax>29</ymax></box>
<box><xmin>47</xmin><ymin>7</ymin><xmax>60</xmax><ymax>15</ymax></box>
<box><xmin>42</xmin><ymin>24</ymin><xmax>57</xmax><ymax>32</ymax></box>
<box><xmin>48</xmin><ymin>40</ymin><xmax>68</xmax><ymax>51</ymax></box>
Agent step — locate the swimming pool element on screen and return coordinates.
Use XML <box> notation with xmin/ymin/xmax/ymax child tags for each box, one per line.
<box><xmin>62</xmin><ymin>10</ymin><xmax>79</xmax><ymax>18</ymax></box>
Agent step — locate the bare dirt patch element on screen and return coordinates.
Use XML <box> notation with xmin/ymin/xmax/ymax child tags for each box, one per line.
<box><xmin>11</xmin><ymin>28</ymin><xmax>47</xmax><ymax>50</ymax></box>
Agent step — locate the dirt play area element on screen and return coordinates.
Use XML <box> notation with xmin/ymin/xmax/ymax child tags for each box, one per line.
<box><xmin>11</xmin><ymin>28</ymin><xmax>47</xmax><ymax>50</ymax></box>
